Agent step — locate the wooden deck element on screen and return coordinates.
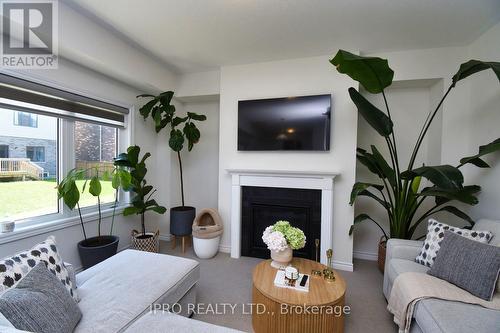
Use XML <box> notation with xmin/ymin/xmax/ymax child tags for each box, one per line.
<box><xmin>0</xmin><ymin>158</ymin><xmax>44</xmax><ymax>180</ymax></box>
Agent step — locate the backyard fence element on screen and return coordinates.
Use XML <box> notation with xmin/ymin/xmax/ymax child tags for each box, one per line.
<box><xmin>76</xmin><ymin>161</ymin><xmax>115</xmax><ymax>178</ymax></box>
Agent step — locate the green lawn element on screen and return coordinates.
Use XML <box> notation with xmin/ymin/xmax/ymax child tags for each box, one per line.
<box><xmin>0</xmin><ymin>180</ymin><xmax>115</xmax><ymax>220</ymax></box>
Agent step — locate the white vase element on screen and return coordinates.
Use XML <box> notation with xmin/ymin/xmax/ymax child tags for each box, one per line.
<box><xmin>270</xmin><ymin>246</ymin><xmax>293</xmax><ymax>268</ymax></box>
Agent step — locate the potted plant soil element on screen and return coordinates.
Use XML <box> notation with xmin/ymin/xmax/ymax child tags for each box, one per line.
<box><xmin>58</xmin><ymin>166</ymin><xmax>131</xmax><ymax>269</ymax></box>
<box><xmin>331</xmin><ymin>50</ymin><xmax>500</xmax><ymax>273</ymax></box>
<box><xmin>138</xmin><ymin>91</ymin><xmax>206</xmax><ymax>239</ymax></box>
<box><xmin>114</xmin><ymin>145</ymin><xmax>166</xmax><ymax>252</ymax></box>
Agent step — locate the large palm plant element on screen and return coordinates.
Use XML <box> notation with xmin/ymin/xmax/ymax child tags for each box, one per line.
<box><xmin>330</xmin><ymin>50</ymin><xmax>500</xmax><ymax>240</ymax></box>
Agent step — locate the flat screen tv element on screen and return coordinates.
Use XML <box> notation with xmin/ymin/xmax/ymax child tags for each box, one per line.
<box><xmin>238</xmin><ymin>94</ymin><xmax>331</xmax><ymax>151</ymax></box>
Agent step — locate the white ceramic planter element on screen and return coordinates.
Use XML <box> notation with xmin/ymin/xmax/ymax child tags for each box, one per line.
<box><xmin>193</xmin><ymin>235</ymin><xmax>221</xmax><ymax>259</ymax></box>
<box><xmin>270</xmin><ymin>246</ymin><xmax>293</xmax><ymax>268</ymax></box>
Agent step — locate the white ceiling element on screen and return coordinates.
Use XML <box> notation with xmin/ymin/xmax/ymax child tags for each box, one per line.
<box><xmin>69</xmin><ymin>0</ymin><xmax>500</xmax><ymax>74</ymax></box>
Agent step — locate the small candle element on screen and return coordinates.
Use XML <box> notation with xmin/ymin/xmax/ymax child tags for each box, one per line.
<box><xmin>285</xmin><ymin>266</ymin><xmax>299</xmax><ymax>280</ymax></box>
<box><xmin>1</xmin><ymin>220</ymin><xmax>15</xmax><ymax>233</ymax></box>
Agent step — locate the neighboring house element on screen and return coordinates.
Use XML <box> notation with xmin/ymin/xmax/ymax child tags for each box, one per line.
<box><xmin>0</xmin><ymin>108</ymin><xmax>57</xmax><ymax>178</ymax></box>
<box><xmin>0</xmin><ymin>109</ymin><xmax>116</xmax><ymax>179</ymax></box>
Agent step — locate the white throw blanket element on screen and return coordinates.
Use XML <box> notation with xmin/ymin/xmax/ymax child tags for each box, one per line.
<box><xmin>387</xmin><ymin>272</ymin><xmax>500</xmax><ymax>333</ymax></box>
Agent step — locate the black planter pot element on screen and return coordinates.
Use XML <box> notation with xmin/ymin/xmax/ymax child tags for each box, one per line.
<box><xmin>78</xmin><ymin>235</ymin><xmax>119</xmax><ymax>270</ymax></box>
<box><xmin>170</xmin><ymin>206</ymin><xmax>196</xmax><ymax>236</ymax></box>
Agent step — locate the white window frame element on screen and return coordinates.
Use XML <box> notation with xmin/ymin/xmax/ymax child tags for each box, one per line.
<box><xmin>0</xmin><ymin>71</ymin><xmax>133</xmax><ymax>245</ymax></box>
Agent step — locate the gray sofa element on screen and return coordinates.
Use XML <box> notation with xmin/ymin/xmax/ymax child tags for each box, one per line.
<box><xmin>1</xmin><ymin>248</ymin><xmax>242</xmax><ymax>333</ymax></box>
<box><xmin>383</xmin><ymin>219</ymin><xmax>500</xmax><ymax>333</ymax></box>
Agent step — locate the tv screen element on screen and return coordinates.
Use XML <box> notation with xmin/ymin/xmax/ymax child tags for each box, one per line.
<box><xmin>238</xmin><ymin>94</ymin><xmax>331</xmax><ymax>151</ymax></box>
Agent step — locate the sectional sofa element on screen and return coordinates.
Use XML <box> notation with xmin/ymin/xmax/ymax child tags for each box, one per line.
<box><xmin>1</xmin><ymin>248</ymin><xmax>242</xmax><ymax>333</ymax></box>
<box><xmin>383</xmin><ymin>219</ymin><xmax>500</xmax><ymax>333</ymax></box>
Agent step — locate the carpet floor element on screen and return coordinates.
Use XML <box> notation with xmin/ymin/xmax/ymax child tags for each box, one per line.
<box><xmin>160</xmin><ymin>240</ymin><xmax>397</xmax><ymax>333</ymax></box>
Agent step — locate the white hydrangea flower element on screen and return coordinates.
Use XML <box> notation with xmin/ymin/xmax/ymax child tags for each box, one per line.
<box><xmin>262</xmin><ymin>230</ymin><xmax>288</xmax><ymax>252</ymax></box>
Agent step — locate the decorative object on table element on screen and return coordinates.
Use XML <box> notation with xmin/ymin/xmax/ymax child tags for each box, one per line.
<box><xmin>253</xmin><ymin>258</ymin><xmax>346</xmax><ymax>333</ymax></box>
<box><xmin>274</xmin><ymin>269</ymin><xmax>309</xmax><ymax>292</ymax></box>
<box><xmin>262</xmin><ymin>220</ymin><xmax>306</xmax><ymax>268</ymax></box>
<box><xmin>415</xmin><ymin>219</ymin><xmax>492</xmax><ymax>267</ymax></box>
<box><xmin>192</xmin><ymin>208</ymin><xmax>223</xmax><ymax>258</ymax></box>
<box><xmin>311</xmin><ymin>269</ymin><xmax>322</xmax><ymax>276</ymax></box>
<box><xmin>311</xmin><ymin>239</ymin><xmax>322</xmax><ymax>275</ymax></box>
<box><xmin>0</xmin><ymin>263</ymin><xmax>82</xmax><ymax>333</ymax></box>
<box><xmin>285</xmin><ymin>266</ymin><xmax>299</xmax><ymax>281</ymax></box>
<box><xmin>114</xmin><ymin>145</ymin><xmax>167</xmax><ymax>253</ymax></box>
<box><xmin>323</xmin><ymin>249</ymin><xmax>335</xmax><ymax>282</ymax></box>
<box><xmin>0</xmin><ymin>220</ymin><xmax>14</xmax><ymax>233</ymax></box>
<box><xmin>0</xmin><ymin>236</ymin><xmax>77</xmax><ymax>302</ymax></box>
<box><xmin>315</xmin><ymin>238</ymin><xmax>320</xmax><ymax>262</ymax></box>
<box><xmin>137</xmin><ymin>91</ymin><xmax>206</xmax><ymax>241</ymax></box>
<box><xmin>331</xmin><ymin>50</ymin><xmax>500</xmax><ymax>272</ymax></box>
<box><xmin>428</xmin><ymin>231</ymin><xmax>500</xmax><ymax>301</ymax></box>
<box><xmin>57</xmin><ymin>162</ymin><xmax>131</xmax><ymax>269</ymax></box>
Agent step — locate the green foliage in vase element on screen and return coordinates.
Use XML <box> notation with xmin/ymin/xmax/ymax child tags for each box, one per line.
<box><xmin>330</xmin><ymin>50</ymin><xmax>500</xmax><ymax>240</ymax></box>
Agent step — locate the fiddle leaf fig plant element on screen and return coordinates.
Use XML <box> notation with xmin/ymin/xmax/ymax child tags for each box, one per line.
<box><xmin>114</xmin><ymin>145</ymin><xmax>167</xmax><ymax>236</ymax></box>
<box><xmin>330</xmin><ymin>50</ymin><xmax>500</xmax><ymax>240</ymax></box>
<box><xmin>138</xmin><ymin>91</ymin><xmax>206</xmax><ymax>207</ymax></box>
<box><xmin>57</xmin><ymin>165</ymin><xmax>129</xmax><ymax>242</ymax></box>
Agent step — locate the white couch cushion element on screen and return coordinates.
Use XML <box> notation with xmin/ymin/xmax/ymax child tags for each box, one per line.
<box><xmin>75</xmin><ymin>250</ymin><xmax>199</xmax><ymax>333</ymax></box>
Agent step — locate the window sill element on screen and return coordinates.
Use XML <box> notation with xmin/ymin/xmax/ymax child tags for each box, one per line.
<box><xmin>0</xmin><ymin>205</ymin><xmax>127</xmax><ymax>245</ymax></box>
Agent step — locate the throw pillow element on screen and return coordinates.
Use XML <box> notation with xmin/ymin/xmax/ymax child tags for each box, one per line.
<box><xmin>415</xmin><ymin>219</ymin><xmax>492</xmax><ymax>267</ymax></box>
<box><xmin>0</xmin><ymin>236</ymin><xmax>77</xmax><ymax>301</ymax></box>
<box><xmin>0</xmin><ymin>263</ymin><xmax>82</xmax><ymax>333</ymax></box>
<box><xmin>428</xmin><ymin>231</ymin><xmax>500</xmax><ymax>301</ymax></box>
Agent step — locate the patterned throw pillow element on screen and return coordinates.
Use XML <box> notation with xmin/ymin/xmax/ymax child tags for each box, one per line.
<box><xmin>415</xmin><ymin>219</ymin><xmax>492</xmax><ymax>267</ymax></box>
<box><xmin>0</xmin><ymin>236</ymin><xmax>77</xmax><ymax>301</ymax></box>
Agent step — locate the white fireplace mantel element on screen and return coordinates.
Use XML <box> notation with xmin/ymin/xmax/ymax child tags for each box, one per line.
<box><xmin>226</xmin><ymin>169</ymin><xmax>338</xmax><ymax>265</ymax></box>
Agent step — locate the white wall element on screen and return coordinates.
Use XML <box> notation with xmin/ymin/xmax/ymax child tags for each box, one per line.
<box><xmin>169</xmin><ymin>102</ymin><xmax>220</xmax><ymax>220</ymax></box>
<box><xmin>218</xmin><ymin>55</ymin><xmax>358</xmax><ymax>268</ymax></box>
<box><xmin>461</xmin><ymin>23</ymin><xmax>500</xmax><ymax>221</ymax></box>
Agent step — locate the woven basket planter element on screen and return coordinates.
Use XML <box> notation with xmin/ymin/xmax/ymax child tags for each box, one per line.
<box><xmin>131</xmin><ymin>230</ymin><xmax>160</xmax><ymax>253</ymax></box>
<box><xmin>378</xmin><ymin>236</ymin><xmax>387</xmax><ymax>273</ymax></box>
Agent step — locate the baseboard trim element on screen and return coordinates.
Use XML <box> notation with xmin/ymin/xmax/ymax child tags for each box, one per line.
<box><xmin>219</xmin><ymin>244</ymin><xmax>231</xmax><ymax>253</ymax></box>
<box><xmin>159</xmin><ymin>234</ymin><xmax>171</xmax><ymax>242</ymax></box>
<box><xmin>332</xmin><ymin>260</ymin><xmax>353</xmax><ymax>272</ymax></box>
<box><xmin>353</xmin><ymin>250</ymin><xmax>378</xmax><ymax>261</ymax></box>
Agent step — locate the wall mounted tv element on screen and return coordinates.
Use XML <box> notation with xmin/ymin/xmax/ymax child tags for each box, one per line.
<box><xmin>238</xmin><ymin>94</ymin><xmax>331</xmax><ymax>151</ymax></box>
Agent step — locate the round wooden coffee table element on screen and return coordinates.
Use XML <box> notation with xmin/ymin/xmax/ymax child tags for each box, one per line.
<box><xmin>252</xmin><ymin>258</ymin><xmax>346</xmax><ymax>333</ymax></box>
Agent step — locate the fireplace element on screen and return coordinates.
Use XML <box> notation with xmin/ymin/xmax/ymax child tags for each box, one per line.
<box><xmin>241</xmin><ymin>186</ymin><xmax>321</xmax><ymax>260</ymax></box>
<box><xmin>227</xmin><ymin>169</ymin><xmax>337</xmax><ymax>265</ymax></box>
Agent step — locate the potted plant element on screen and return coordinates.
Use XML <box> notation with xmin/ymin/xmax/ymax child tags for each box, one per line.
<box><xmin>57</xmin><ymin>165</ymin><xmax>131</xmax><ymax>269</ymax></box>
<box><xmin>262</xmin><ymin>220</ymin><xmax>306</xmax><ymax>268</ymax></box>
<box><xmin>137</xmin><ymin>91</ymin><xmax>206</xmax><ymax>238</ymax></box>
<box><xmin>114</xmin><ymin>145</ymin><xmax>167</xmax><ymax>252</ymax></box>
<box><xmin>330</xmin><ymin>50</ymin><xmax>500</xmax><ymax>272</ymax></box>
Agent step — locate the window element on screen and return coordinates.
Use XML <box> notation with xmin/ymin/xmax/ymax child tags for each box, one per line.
<box><xmin>0</xmin><ymin>111</ymin><xmax>58</xmax><ymax>221</ymax></box>
<box><xmin>0</xmin><ymin>73</ymin><xmax>129</xmax><ymax>226</ymax></box>
<box><xmin>14</xmin><ymin>111</ymin><xmax>38</xmax><ymax>127</ymax></box>
<box><xmin>0</xmin><ymin>145</ymin><xmax>8</xmax><ymax>158</ymax></box>
<box><xmin>74</xmin><ymin>121</ymin><xmax>118</xmax><ymax>207</ymax></box>
<box><xmin>26</xmin><ymin>146</ymin><xmax>45</xmax><ymax>162</ymax></box>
